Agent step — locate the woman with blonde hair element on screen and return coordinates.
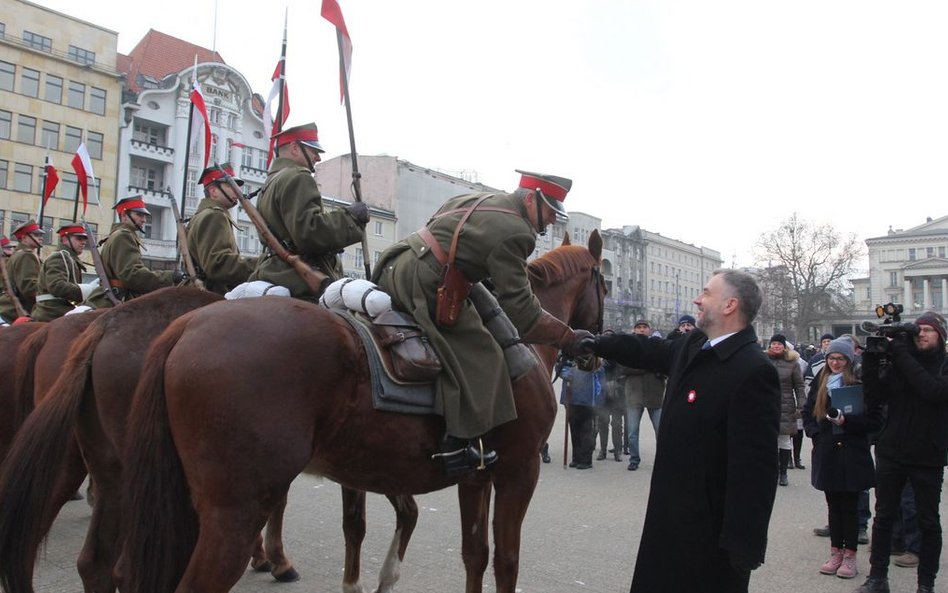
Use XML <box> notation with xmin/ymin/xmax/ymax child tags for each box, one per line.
<box><xmin>802</xmin><ymin>337</ymin><xmax>884</xmax><ymax>580</ymax></box>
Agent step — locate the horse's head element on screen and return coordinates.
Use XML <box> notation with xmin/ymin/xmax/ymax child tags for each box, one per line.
<box><xmin>528</xmin><ymin>229</ymin><xmax>607</xmax><ymax>334</ymax></box>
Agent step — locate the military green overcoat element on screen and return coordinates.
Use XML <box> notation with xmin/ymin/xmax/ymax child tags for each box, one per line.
<box><xmin>31</xmin><ymin>246</ymin><xmax>85</xmax><ymax>321</ymax></box>
<box><xmin>85</xmin><ymin>222</ymin><xmax>173</xmax><ymax>308</ymax></box>
<box><xmin>186</xmin><ymin>198</ymin><xmax>255</xmax><ymax>295</ymax></box>
<box><xmin>373</xmin><ymin>192</ymin><xmax>545</xmax><ymax>438</ymax></box>
<box><xmin>0</xmin><ymin>245</ymin><xmax>41</xmax><ymax>321</ymax></box>
<box><xmin>249</xmin><ymin>158</ymin><xmax>364</xmax><ymax>298</ymax></box>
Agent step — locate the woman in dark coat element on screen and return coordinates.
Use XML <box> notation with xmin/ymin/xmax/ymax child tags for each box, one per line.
<box><xmin>802</xmin><ymin>337</ymin><xmax>884</xmax><ymax>580</ymax></box>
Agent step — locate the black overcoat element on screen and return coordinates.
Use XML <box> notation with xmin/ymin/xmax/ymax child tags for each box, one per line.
<box><xmin>801</xmin><ymin>370</ymin><xmax>883</xmax><ymax>492</ymax></box>
<box><xmin>597</xmin><ymin>326</ymin><xmax>781</xmax><ymax>593</ymax></box>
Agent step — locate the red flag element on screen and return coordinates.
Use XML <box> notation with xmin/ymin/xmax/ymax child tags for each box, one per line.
<box><xmin>43</xmin><ymin>164</ymin><xmax>59</xmax><ymax>205</ymax></box>
<box><xmin>321</xmin><ymin>0</ymin><xmax>352</xmax><ymax>103</ymax></box>
<box><xmin>190</xmin><ymin>80</ymin><xmax>212</xmax><ymax>169</ymax></box>
<box><xmin>264</xmin><ymin>59</ymin><xmax>290</xmax><ymax>166</ymax></box>
<box><xmin>71</xmin><ymin>144</ymin><xmax>95</xmax><ymax>217</ymax></box>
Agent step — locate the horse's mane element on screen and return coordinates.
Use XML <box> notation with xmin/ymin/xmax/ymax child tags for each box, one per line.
<box><xmin>528</xmin><ymin>245</ymin><xmax>596</xmax><ymax>288</ymax></box>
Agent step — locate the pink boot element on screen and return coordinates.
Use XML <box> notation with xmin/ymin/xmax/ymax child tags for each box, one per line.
<box><xmin>836</xmin><ymin>549</ymin><xmax>858</xmax><ymax>579</ymax></box>
<box><xmin>820</xmin><ymin>546</ymin><xmax>843</xmax><ymax>575</ymax></box>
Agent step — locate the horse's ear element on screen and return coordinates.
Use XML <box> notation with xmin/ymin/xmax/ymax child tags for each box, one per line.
<box><xmin>588</xmin><ymin>229</ymin><xmax>603</xmax><ymax>260</ymax></box>
<box><xmin>561</xmin><ymin>232</ymin><xmax>571</xmax><ymax>246</ymax></box>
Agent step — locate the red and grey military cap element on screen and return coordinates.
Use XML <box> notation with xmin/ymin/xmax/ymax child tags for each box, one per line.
<box><xmin>114</xmin><ymin>196</ymin><xmax>150</xmax><ymax>216</ymax></box>
<box><xmin>0</xmin><ymin>236</ymin><xmax>12</xmax><ymax>249</ymax></box>
<box><xmin>57</xmin><ymin>224</ymin><xmax>88</xmax><ymax>238</ymax></box>
<box><xmin>12</xmin><ymin>220</ymin><xmax>46</xmax><ymax>240</ymax></box>
<box><xmin>199</xmin><ymin>162</ymin><xmax>244</xmax><ymax>187</ymax></box>
<box><xmin>515</xmin><ymin>169</ymin><xmax>572</xmax><ymax>217</ymax></box>
<box><xmin>272</xmin><ymin>123</ymin><xmax>324</xmax><ymax>153</ymax></box>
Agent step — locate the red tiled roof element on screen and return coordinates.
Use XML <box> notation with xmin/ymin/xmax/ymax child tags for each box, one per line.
<box><xmin>121</xmin><ymin>29</ymin><xmax>226</xmax><ymax>92</ymax></box>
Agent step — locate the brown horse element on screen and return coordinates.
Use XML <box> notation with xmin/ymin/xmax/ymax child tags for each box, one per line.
<box><xmin>0</xmin><ymin>322</ymin><xmax>47</xmax><ymax>462</ymax></box>
<box><xmin>120</xmin><ymin>231</ymin><xmax>605</xmax><ymax>593</ymax></box>
<box><xmin>0</xmin><ymin>288</ymin><xmax>419</xmax><ymax>593</ymax></box>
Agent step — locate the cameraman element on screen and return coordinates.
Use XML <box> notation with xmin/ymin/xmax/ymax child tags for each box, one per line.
<box><xmin>854</xmin><ymin>312</ymin><xmax>948</xmax><ymax>593</ymax></box>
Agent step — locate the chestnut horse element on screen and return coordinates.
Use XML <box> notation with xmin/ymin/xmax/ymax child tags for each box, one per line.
<box><xmin>121</xmin><ymin>231</ymin><xmax>605</xmax><ymax>593</ymax></box>
<box><xmin>0</xmin><ymin>288</ymin><xmax>418</xmax><ymax>593</ymax></box>
<box><xmin>0</xmin><ymin>322</ymin><xmax>47</xmax><ymax>461</ymax></box>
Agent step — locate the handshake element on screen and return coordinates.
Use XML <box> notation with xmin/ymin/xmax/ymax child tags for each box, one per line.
<box><xmin>563</xmin><ymin>330</ymin><xmax>611</xmax><ymax>358</ymax></box>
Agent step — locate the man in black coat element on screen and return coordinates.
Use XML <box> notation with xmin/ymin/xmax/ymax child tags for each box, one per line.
<box><xmin>584</xmin><ymin>268</ymin><xmax>781</xmax><ymax>593</ymax></box>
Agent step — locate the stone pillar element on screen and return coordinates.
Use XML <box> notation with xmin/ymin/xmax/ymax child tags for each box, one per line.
<box><xmin>904</xmin><ymin>279</ymin><xmax>913</xmax><ymax>310</ymax></box>
<box><xmin>924</xmin><ymin>278</ymin><xmax>932</xmax><ymax>310</ymax></box>
<box><xmin>942</xmin><ymin>278</ymin><xmax>947</xmax><ymax>312</ymax></box>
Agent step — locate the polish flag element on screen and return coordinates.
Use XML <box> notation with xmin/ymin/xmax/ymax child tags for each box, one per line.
<box><xmin>43</xmin><ymin>164</ymin><xmax>59</xmax><ymax>205</ymax></box>
<box><xmin>321</xmin><ymin>0</ymin><xmax>352</xmax><ymax>104</ymax></box>
<box><xmin>71</xmin><ymin>144</ymin><xmax>95</xmax><ymax>217</ymax></box>
<box><xmin>190</xmin><ymin>80</ymin><xmax>212</xmax><ymax>169</ymax></box>
<box><xmin>264</xmin><ymin>59</ymin><xmax>290</xmax><ymax>166</ymax></box>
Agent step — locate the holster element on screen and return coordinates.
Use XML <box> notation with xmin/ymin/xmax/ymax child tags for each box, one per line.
<box><xmin>371</xmin><ymin>310</ymin><xmax>442</xmax><ymax>382</ymax></box>
<box><xmin>435</xmin><ymin>263</ymin><xmax>472</xmax><ymax>328</ymax></box>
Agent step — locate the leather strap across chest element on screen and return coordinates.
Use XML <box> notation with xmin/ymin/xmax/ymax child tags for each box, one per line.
<box><xmin>417</xmin><ymin>195</ymin><xmax>519</xmax><ymax>267</ymax></box>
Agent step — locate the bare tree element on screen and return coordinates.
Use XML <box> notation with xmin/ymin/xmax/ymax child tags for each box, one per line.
<box><xmin>755</xmin><ymin>213</ymin><xmax>864</xmax><ymax>343</ymax></box>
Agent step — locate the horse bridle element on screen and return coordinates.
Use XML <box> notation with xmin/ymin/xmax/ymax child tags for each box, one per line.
<box><xmin>571</xmin><ymin>263</ymin><xmax>605</xmax><ymax>335</ymax></box>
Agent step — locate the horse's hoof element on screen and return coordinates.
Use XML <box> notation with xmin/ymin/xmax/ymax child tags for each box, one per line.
<box><xmin>273</xmin><ymin>567</ymin><xmax>300</xmax><ymax>583</ymax></box>
<box><xmin>251</xmin><ymin>560</ymin><xmax>273</xmax><ymax>573</ymax></box>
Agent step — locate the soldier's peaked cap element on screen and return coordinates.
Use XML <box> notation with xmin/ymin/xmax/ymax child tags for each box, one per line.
<box><xmin>12</xmin><ymin>220</ymin><xmax>45</xmax><ymax>239</ymax></box>
<box><xmin>515</xmin><ymin>169</ymin><xmax>572</xmax><ymax>216</ymax></box>
<box><xmin>272</xmin><ymin>123</ymin><xmax>324</xmax><ymax>152</ymax></box>
<box><xmin>57</xmin><ymin>224</ymin><xmax>88</xmax><ymax>238</ymax></box>
<box><xmin>114</xmin><ymin>196</ymin><xmax>150</xmax><ymax>216</ymax></box>
<box><xmin>0</xmin><ymin>236</ymin><xmax>12</xmax><ymax>248</ymax></box>
<box><xmin>200</xmin><ymin>162</ymin><xmax>243</xmax><ymax>187</ymax></box>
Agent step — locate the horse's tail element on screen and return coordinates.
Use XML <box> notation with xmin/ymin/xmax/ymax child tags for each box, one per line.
<box><xmin>121</xmin><ymin>316</ymin><xmax>198</xmax><ymax>593</ymax></box>
<box><xmin>11</xmin><ymin>325</ymin><xmax>49</xmax><ymax>427</ymax></box>
<box><xmin>0</xmin><ymin>321</ymin><xmax>99</xmax><ymax>593</ymax></box>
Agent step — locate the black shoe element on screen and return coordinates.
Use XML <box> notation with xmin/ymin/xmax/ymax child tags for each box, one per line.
<box><xmin>596</xmin><ymin>450</ymin><xmax>607</xmax><ymax>461</ymax></box>
<box><xmin>623</xmin><ymin>447</ymin><xmax>630</xmax><ymax>455</ymax></box>
<box><xmin>813</xmin><ymin>525</ymin><xmax>830</xmax><ymax>537</ymax></box>
<box><xmin>575</xmin><ymin>462</ymin><xmax>592</xmax><ymax>470</ymax></box>
<box><xmin>779</xmin><ymin>473</ymin><xmax>789</xmax><ymax>487</ymax></box>
<box><xmin>852</xmin><ymin>576</ymin><xmax>889</xmax><ymax>593</ymax></box>
<box><xmin>569</xmin><ymin>461</ymin><xmax>577</xmax><ymax>468</ymax></box>
<box><xmin>613</xmin><ymin>451</ymin><xmax>622</xmax><ymax>462</ymax></box>
<box><xmin>794</xmin><ymin>459</ymin><xmax>806</xmax><ymax>470</ymax></box>
<box><xmin>627</xmin><ymin>462</ymin><xmax>639</xmax><ymax>471</ymax></box>
<box><xmin>540</xmin><ymin>443</ymin><xmax>551</xmax><ymax>464</ymax></box>
<box><xmin>916</xmin><ymin>584</ymin><xmax>934</xmax><ymax>593</ymax></box>
<box><xmin>435</xmin><ymin>436</ymin><xmax>498</xmax><ymax>476</ymax></box>
<box><xmin>858</xmin><ymin>528</ymin><xmax>869</xmax><ymax>545</ymax></box>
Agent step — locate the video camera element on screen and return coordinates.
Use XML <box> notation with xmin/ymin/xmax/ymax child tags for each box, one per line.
<box><xmin>861</xmin><ymin>303</ymin><xmax>919</xmax><ymax>354</ymax></box>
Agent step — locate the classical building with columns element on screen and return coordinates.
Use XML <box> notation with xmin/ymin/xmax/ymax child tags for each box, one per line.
<box><xmin>851</xmin><ymin>215</ymin><xmax>948</xmax><ymax>319</ymax></box>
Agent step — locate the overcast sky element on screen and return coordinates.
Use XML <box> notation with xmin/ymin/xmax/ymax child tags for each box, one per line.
<box><xmin>35</xmin><ymin>0</ymin><xmax>948</xmax><ymax>270</ymax></box>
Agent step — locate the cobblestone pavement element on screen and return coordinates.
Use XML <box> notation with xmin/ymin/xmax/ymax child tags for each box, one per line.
<box><xmin>34</xmin><ymin>404</ymin><xmax>948</xmax><ymax>593</ymax></box>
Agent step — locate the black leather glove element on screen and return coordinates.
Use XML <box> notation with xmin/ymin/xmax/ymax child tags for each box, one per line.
<box><xmin>562</xmin><ymin>329</ymin><xmax>594</xmax><ymax>358</ymax></box>
<box><xmin>589</xmin><ymin>331</ymin><xmax>624</xmax><ymax>358</ymax></box>
<box><xmin>172</xmin><ymin>269</ymin><xmax>190</xmax><ymax>284</ymax></box>
<box><xmin>345</xmin><ymin>201</ymin><xmax>370</xmax><ymax>226</ymax></box>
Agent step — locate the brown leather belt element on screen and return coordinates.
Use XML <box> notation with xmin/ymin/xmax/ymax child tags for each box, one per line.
<box><xmin>417</xmin><ymin>227</ymin><xmax>448</xmax><ymax>266</ymax></box>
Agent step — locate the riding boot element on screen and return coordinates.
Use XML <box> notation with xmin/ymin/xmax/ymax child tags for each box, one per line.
<box><xmin>434</xmin><ymin>435</ymin><xmax>498</xmax><ymax>477</ymax></box>
<box><xmin>778</xmin><ymin>449</ymin><xmax>791</xmax><ymax>486</ymax></box>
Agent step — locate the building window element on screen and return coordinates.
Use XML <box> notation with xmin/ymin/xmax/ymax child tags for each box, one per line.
<box><xmin>236</xmin><ymin>224</ymin><xmax>251</xmax><ymax>252</ymax></box>
<box><xmin>10</xmin><ymin>212</ymin><xmax>29</xmax><ymax>236</ymax></box>
<box><xmin>0</xmin><ymin>110</ymin><xmax>10</xmax><ymax>139</ymax></box>
<box><xmin>927</xmin><ymin>247</ymin><xmax>935</xmax><ymax>258</ymax></box>
<box><xmin>17</xmin><ymin>115</ymin><xmax>36</xmax><ymax>144</ymax></box>
<box><xmin>133</xmin><ymin>120</ymin><xmax>166</xmax><ymax>145</ymax></box>
<box><xmin>88</xmin><ymin>87</ymin><xmax>106</xmax><ymax>115</ymax></box>
<box><xmin>256</xmin><ymin>149</ymin><xmax>266</xmax><ymax>170</ymax></box>
<box><xmin>20</xmin><ymin>68</ymin><xmax>39</xmax><ymax>97</ymax></box>
<box><xmin>0</xmin><ymin>160</ymin><xmax>7</xmax><ymax>189</ymax></box>
<box><xmin>890</xmin><ymin>271</ymin><xmax>898</xmax><ymax>287</ymax></box>
<box><xmin>355</xmin><ymin>248</ymin><xmax>364</xmax><ymax>268</ymax></box>
<box><xmin>44</xmin><ymin>74</ymin><xmax>62</xmax><ymax>103</ymax></box>
<box><xmin>13</xmin><ymin>163</ymin><xmax>32</xmax><ymax>192</ymax></box>
<box><xmin>0</xmin><ymin>61</ymin><xmax>12</xmax><ymax>91</ymax></box>
<box><xmin>374</xmin><ymin>220</ymin><xmax>383</xmax><ymax>236</ymax></box>
<box><xmin>0</xmin><ymin>23</ymin><xmax>4</xmax><ymax>38</ymax></box>
<box><xmin>67</xmin><ymin>45</ymin><xmax>96</xmax><ymax>66</ymax></box>
<box><xmin>64</xmin><ymin>125</ymin><xmax>82</xmax><ymax>153</ymax></box>
<box><xmin>22</xmin><ymin>31</ymin><xmax>52</xmax><ymax>53</ymax></box>
<box><xmin>209</xmin><ymin>134</ymin><xmax>218</xmax><ymax>164</ymax></box>
<box><xmin>908</xmin><ymin>248</ymin><xmax>916</xmax><ymax>261</ymax></box>
<box><xmin>941</xmin><ymin>246</ymin><xmax>946</xmax><ymax>258</ymax></box>
<box><xmin>241</xmin><ymin>148</ymin><xmax>253</xmax><ymax>168</ymax></box>
<box><xmin>130</xmin><ymin>165</ymin><xmax>159</xmax><ymax>190</ymax></box>
<box><xmin>41</xmin><ymin>121</ymin><xmax>59</xmax><ymax>150</ymax></box>
<box><xmin>87</xmin><ymin>131</ymin><xmax>103</xmax><ymax>159</ymax></box>
<box><xmin>67</xmin><ymin>81</ymin><xmax>85</xmax><ymax>109</ymax></box>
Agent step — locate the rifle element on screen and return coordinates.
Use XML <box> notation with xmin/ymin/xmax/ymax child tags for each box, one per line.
<box><xmin>0</xmin><ymin>250</ymin><xmax>28</xmax><ymax>319</ymax></box>
<box><xmin>219</xmin><ymin>169</ymin><xmax>329</xmax><ymax>295</ymax></box>
<box><xmin>83</xmin><ymin>224</ymin><xmax>121</xmax><ymax>306</ymax></box>
<box><xmin>167</xmin><ymin>194</ymin><xmax>204</xmax><ymax>290</ymax></box>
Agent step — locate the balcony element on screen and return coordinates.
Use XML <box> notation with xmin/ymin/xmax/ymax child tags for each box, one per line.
<box><xmin>239</xmin><ymin>165</ymin><xmax>268</xmax><ymax>184</ymax></box>
<box><xmin>127</xmin><ymin>185</ymin><xmax>176</xmax><ymax>204</ymax></box>
<box><xmin>130</xmin><ymin>138</ymin><xmax>175</xmax><ymax>163</ymax></box>
<box><xmin>140</xmin><ymin>237</ymin><xmax>178</xmax><ymax>261</ymax></box>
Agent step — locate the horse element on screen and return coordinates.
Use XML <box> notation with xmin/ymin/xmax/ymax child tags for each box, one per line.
<box><xmin>0</xmin><ymin>322</ymin><xmax>47</xmax><ymax>462</ymax></box>
<box><xmin>120</xmin><ymin>230</ymin><xmax>605</xmax><ymax>593</ymax></box>
<box><xmin>0</xmin><ymin>287</ymin><xmax>419</xmax><ymax>593</ymax></box>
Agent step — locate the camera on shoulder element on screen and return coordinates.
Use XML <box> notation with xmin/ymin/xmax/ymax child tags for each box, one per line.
<box><xmin>861</xmin><ymin>303</ymin><xmax>919</xmax><ymax>354</ymax></box>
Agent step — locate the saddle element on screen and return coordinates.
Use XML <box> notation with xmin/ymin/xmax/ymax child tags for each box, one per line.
<box><xmin>335</xmin><ymin>310</ymin><xmax>439</xmax><ymax>415</ymax></box>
